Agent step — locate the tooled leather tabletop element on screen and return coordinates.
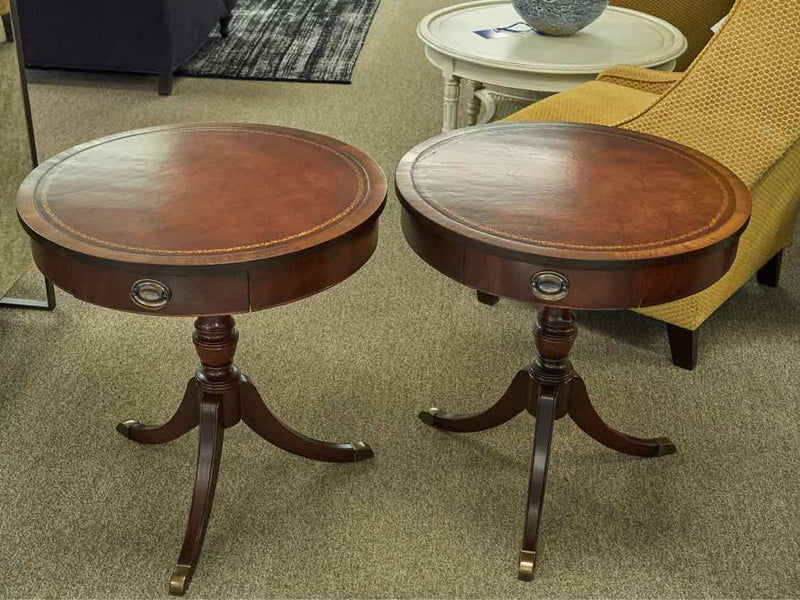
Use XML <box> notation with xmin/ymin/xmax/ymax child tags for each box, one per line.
<box><xmin>396</xmin><ymin>122</ymin><xmax>750</xmax><ymax>266</ymax></box>
<box><xmin>17</xmin><ymin>124</ymin><xmax>387</xmax><ymax>267</ymax></box>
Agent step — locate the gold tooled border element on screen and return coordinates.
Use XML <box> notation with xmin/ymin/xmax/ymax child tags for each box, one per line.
<box><xmin>36</xmin><ymin>126</ymin><xmax>368</xmax><ymax>256</ymax></box>
<box><xmin>412</xmin><ymin>126</ymin><xmax>733</xmax><ymax>252</ymax></box>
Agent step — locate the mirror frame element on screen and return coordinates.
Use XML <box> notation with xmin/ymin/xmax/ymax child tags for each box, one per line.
<box><xmin>0</xmin><ymin>0</ymin><xmax>55</xmax><ymax>310</ymax></box>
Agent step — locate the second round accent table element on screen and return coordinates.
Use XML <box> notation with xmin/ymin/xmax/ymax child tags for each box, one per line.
<box><xmin>418</xmin><ymin>1</ymin><xmax>687</xmax><ymax>131</ymax></box>
<box><xmin>16</xmin><ymin>124</ymin><xmax>387</xmax><ymax>595</ymax></box>
<box><xmin>395</xmin><ymin>122</ymin><xmax>750</xmax><ymax>579</ymax></box>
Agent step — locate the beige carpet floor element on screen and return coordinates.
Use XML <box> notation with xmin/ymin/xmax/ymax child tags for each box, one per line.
<box><xmin>1</xmin><ymin>1</ymin><xmax>799</xmax><ymax>597</ymax></box>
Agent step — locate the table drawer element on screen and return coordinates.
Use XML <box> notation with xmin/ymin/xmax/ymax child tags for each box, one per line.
<box><xmin>31</xmin><ymin>239</ymin><xmax>250</xmax><ymax>316</ymax></box>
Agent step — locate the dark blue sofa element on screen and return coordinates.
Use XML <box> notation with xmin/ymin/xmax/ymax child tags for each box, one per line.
<box><xmin>17</xmin><ymin>0</ymin><xmax>237</xmax><ymax>94</ymax></box>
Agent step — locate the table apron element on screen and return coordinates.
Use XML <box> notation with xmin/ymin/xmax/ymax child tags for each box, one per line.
<box><xmin>425</xmin><ymin>47</ymin><xmax>675</xmax><ymax>94</ymax></box>
<box><xmin>28</xmin><ymin>219</ymin><xmax>380</xmax><ymax>316</ymax></box>
<box><xmin>401</xmin><ymin>209</ymin><xmax>738</xmax><ymax>310</ymax></box>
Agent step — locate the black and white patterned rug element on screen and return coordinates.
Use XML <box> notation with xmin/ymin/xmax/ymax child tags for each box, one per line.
<box><xmin>178</xmin><ymin>0</ymin><xmax>381</xmax><ymax>83</ymax></box>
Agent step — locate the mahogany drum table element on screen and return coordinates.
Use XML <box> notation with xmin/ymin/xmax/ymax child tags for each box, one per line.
<box><xmin>16</xmin><ymin>124</ymin><xmax>387</xmax><ymax>595</ymax></box>
<box><xmin>395</xmin><ymin>122</ymin><xmax>750</xmax><ymax>580</ymax></box>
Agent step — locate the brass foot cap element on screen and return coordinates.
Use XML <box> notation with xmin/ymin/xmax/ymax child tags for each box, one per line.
<box><xmin>116</xmin><ymin>420</ymin><xmax>139</xmax><ymax>438</ymax></box>
<box><xmin>418</xmin><ymin>407</ymin><xmax>440</xmax><ymax>427</ymax></box>
<box><xmin>169</xmin><ymin>564</ymin><xmax>192</xmax><ymax>596</ymax></box>
<box><xmin>350</xmin><ymin>441</ymin><xmax>375</xmax><ymax>461</ymax></box>
<box><xmin>518</xmin><ymin>550</ymin><xmax>536</xmax><ymax>581</ymax></box>
<box><xmin>656</xmin><ymin>437</ymin><xmax>678</xmax><ymax>456</ymax></box>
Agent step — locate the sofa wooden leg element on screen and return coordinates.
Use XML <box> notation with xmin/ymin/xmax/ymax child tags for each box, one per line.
<box><xmin>220</xmin><ymin>15</ymin><xmax>232</xmax><ymax>37</ymax></box>
<box><xmin>666</xmin><ymin>324</ymin><xmax>698</xmax><ymax>371</ymax></box>
<box><xmin>159</xmin><ymin>72</ymin><xmax>174</xmax><ymax>96</ymax></box>
<box><xmin>757</xmin><ymin>250</ymin><xmax>783</xmax><ymax>288</ymax></box>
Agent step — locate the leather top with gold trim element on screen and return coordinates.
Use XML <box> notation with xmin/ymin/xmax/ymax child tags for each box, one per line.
<box><xmin>395</xmin><ymin>122</ymin><xmax>750</xmax><ymax>309</ymax></box>
<box><xmin>16</xmin><ymin>124</ymin><xmax>387</xmax><ymax>316</ymax></box>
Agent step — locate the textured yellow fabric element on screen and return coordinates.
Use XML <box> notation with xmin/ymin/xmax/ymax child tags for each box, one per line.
<box><xmin>505</xmin><ymin>0</ymin><xmax>800</xmax><ymax>332</ymax></box>
<box><xmin>1</xmin><ymin>0</ymin><xmax>9</xmax><ymax>16</ymax></box>
<box><xmin>596</xmin><ymin>65</ymin><xmax>683</xmax><ymax>94</ymax></box>
<box><xmin>611</xmin><ymin>0</ymin><xmax>734</xmax><ymax>70</ymax></box>
<box><xmin>503</xmin><ymin>81</ymin><xmax>658</xmax><ymax>126</ymax></box>
<box><xmin>637</xmin><ymin>139</ymin><xmax>800</xmax><ymax>329</ymax></box>
<box><xmin>619</xmin><ymin>0</ymin><xmax>800</xmax><ymax>188</ymax></box>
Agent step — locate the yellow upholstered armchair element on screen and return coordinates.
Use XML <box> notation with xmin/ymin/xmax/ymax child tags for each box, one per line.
<box><xmin>504</xmin><ymin>0</ymin><xmax>800</xmax><ymax>369</ymax></box>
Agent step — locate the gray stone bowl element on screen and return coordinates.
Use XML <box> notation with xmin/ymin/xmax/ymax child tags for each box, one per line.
<box><xmin>511</xmin><ymin>0</ymin><xmax>609</xmax><ymax>36</ymax></box>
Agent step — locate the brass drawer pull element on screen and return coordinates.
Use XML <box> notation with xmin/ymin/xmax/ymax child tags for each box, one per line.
<box><xmin>131</xmin><ymin>279</ymin><xmax>172</xmax><ymax>310</ymax></box>
<box><xmin>530</xmin><ymin>271</ymin><xmax>569</xmax><ymax>301</ymax></box>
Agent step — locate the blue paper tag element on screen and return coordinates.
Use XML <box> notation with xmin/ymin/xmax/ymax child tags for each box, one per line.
<box><xmin>474</xmin><ymin>21</ymin><xmax>534</xmax><ymax>39</ymax></box>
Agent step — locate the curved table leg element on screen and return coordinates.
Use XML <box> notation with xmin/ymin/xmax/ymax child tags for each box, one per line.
<box><xmin>170</xmin><ymin>395</ymin><xmax>224</xmax><ymax>596</ymax></box>
<box><xmin>474</xmin><ymin>88</ymin><xmax>497</xmax><ymax>124</ymax></box>
<box><xmin>117</xmin><ymin>378</ymin><xmax>199</xmax><ymax>445</ymax></box>
<box><xmin>518</xmin><ymin>384</ymin><xmax>558</xmax><ymax>581</ymax></box>
<box><xmin>465</xmin><ymin>80</ymin><xmax>484</xmax><ymax>126</ymax></box>
<box><xmin>568</xmin><ymin>375</ymin><xmax>676</xmax><ymax>457</ymax></box>
<box><xmin>419</xmin><ymin>370</ymin><xmax>530</xmax><ymax>433</ymax></box>
<box><xmin>240</xmin><ymin>376</ymin><xmax>373</xmax><ymax>463</ymax></box>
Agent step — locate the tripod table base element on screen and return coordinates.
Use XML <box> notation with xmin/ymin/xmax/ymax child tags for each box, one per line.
<box><xmin>117</xmin><ymin>316</ymin><xmax>373</xmax><ymax>595</ymax></box>
<box><xmin>419</xmin><ymin>307</ymin><xmax>676</xmax><ymax>580</ymax></box>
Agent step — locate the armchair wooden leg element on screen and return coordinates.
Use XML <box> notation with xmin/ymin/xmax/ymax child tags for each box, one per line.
<box><xmin>159</xmin><ymin>72</ymin><xmax>174</xmax><ymax>96</ymax></box>
<box><xmin>757</xmin><ymin>250</ymin><xmax>783</xmax><ymax>288</ymax></box>
<box><xmin>666</xmin><ymin>324</ymin><xmax>698</xmax><ymax>371</ymax></box>
<box><xmin>476</xmin><ymin>291</ymin><xmax>500</xmax><ymax>306</ymax></box>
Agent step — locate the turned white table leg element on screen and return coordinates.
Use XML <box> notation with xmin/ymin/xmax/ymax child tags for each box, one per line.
<box><xmin>466</xmin><ymin>80</ymin><xmax>484</xmax><ymax>126</ymax></box>
<box><xmin>442</xmin><ymin>75</ymin><xmax>461</xmax><ymax>132</ymax></box>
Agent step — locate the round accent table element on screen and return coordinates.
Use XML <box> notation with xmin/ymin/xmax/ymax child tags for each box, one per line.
<box><xmin>16</xmin><ymin>124</ymin><xmax>387</xmax><ymax>595</ymax></box>
<box><xmin>395</xmin><ymin>122</ymin><xmax>750</xmax><ymax>580</ymax></box>
<box><xmin>418</xmin><ymin>0</ymin><xmax>687</xmax><ymax>131</ymax></box>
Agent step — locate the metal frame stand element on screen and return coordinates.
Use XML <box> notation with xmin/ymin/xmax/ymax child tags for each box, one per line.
<box><xmin>1</xmin><ymin>2</ymin><xmax>56</xmax><ymax>313</ymax></box>
<box><xmin>0</xmin><ymin>278</ymin><xmax>56</xmax><ymax>310</ymax></box>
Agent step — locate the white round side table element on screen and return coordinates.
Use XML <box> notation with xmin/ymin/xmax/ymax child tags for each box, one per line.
<box><xmin>418</xmin><ymin>0</ymin><xmax>687</xmax><ymax>131</ymax></box>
